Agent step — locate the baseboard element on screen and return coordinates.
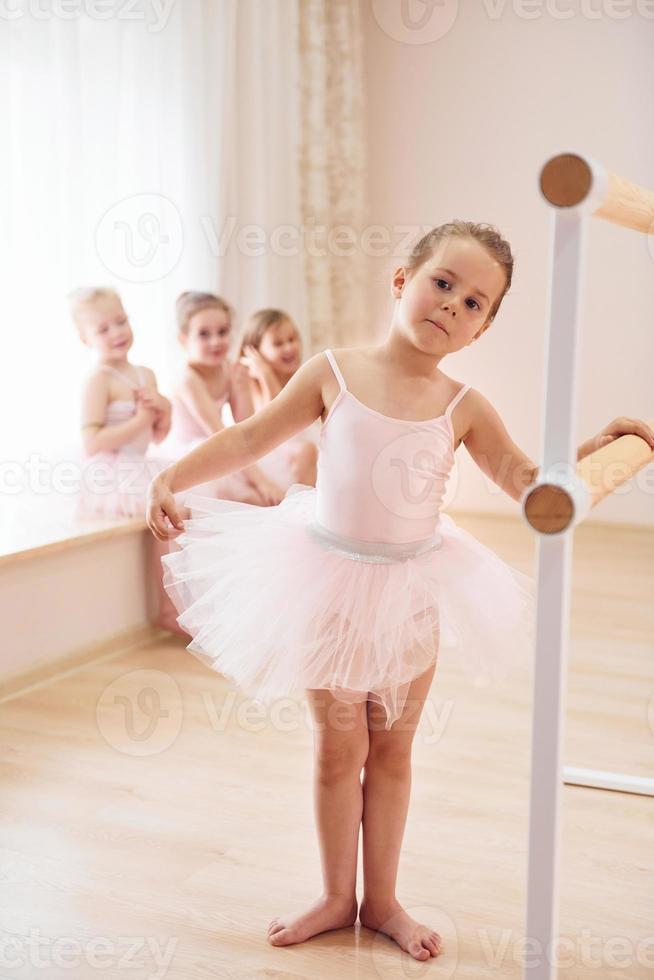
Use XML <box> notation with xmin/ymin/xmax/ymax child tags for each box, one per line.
<box><xmin>0</xmin><ymin>623</ymin><xmax>166</xmax><ymax>703</ymax></box>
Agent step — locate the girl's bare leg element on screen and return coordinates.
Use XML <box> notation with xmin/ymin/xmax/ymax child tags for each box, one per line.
<box><xmin>359</xmin><ymin>661</ymin><xmax>443</xmax><ymax>962</ymax></box>
<box><xmin>267</xmin><ymin>689</ymin><xmax>369</xmax><ymax>947</ymax></box>
<box><xmin>151</xmin><ymin>505</ymin><xmax>191</xmax><ymax>637</ymax></box>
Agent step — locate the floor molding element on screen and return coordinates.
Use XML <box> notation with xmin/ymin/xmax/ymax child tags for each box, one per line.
<box><xmin>0</xmin><ymin>623</ymin><xmax>165</xmax><ymax>703</ymax></box>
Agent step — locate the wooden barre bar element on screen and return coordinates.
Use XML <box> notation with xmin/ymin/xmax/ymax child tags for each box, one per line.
<box><xmin>523</xmin><ymin>417</ymin><xmax>654</xmax><ymax>533</ymax></box>
<box><xmin>540</xmin><ymin>153</ymin><xmax>654</xmax><ymax>234</ymax></box>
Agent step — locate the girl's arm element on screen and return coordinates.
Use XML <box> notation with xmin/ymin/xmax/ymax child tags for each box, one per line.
<box><xmin>152</xmin><ymin>395</ymin><xmax>172</xmax><ymax>443</ymax></box>
<box><xmin>139</xmin><ymin>367</ymin><xmax>172</xmax><ymax>443</ymax></box>
<box><xmin>462</xmin><ymin>391</ymin><xmax>654</xmax><ymax>503</ymax></box>
<box><xmin>461</xmin><ymin>391</ymin><xmax>538</xmax><ymax>502</ymax></box>
<box><xmin>226</xmin><ymin>361</ymin><xmax>257</xmax><ymax>423</ymax></box>
<box><xmin>81</xmin><ymin>374</ymin><xmax>155</xmax><ymax>455</ymax></box>
<box><xmin>240</xmin><ymin>346</ymin><xmax>284</xmax><ymax>409</ymax></box>
<box><xmin>147</xmin><ymin>352</ymin><xmax>326</xmax><ymax>539</ymax></box>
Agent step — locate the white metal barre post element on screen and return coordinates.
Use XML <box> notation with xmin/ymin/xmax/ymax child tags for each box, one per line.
<box><xmin>521</xmin><ymin>192</ymin><xmax>590</xmax><ymax>980</ymax></box>
<box><xmin>521</xmin><ymin>149</ymin><xmax>654</xmax><ymax>978</ymax></box>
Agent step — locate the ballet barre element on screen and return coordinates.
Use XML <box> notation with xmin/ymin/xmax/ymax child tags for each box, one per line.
<box><xmin>518</xmin><ymin>151</ymin><xmax>654</xmax><ymax>980</ymax></box>
<box><xmin>523</xmin><ymin>421</ymin><xmax>654</xmax><ymax>533</ymax></box>
<box><xmin>539</xmin><ymin>152</ymin><xmax>654</xmax><ymax>233</ymax></box>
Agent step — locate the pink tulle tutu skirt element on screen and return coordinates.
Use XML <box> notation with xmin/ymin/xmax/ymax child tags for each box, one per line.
<box><xmin>162</xmin><ymin>484</ymin><xmax>536</xmax><ymax>730</ymax></box>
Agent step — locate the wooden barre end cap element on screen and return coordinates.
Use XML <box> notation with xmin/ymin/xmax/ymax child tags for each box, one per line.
<box><xmin>540</xmin><ymin>153</ymin><xmax>593</xmax><ymax>209</ymax></box>
<box><xmin>523</xmin><ymin>483</ymin><xmax>575</xmax><ymax>534</ymax></box>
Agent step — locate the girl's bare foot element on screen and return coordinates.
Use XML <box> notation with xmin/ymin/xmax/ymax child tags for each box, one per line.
<box><xmin>359</xmin><ymin>898</ymin><xmax>443</xmax><ymax>961</ymax></box>
<box><xmin>267</xmin><ymin>894</ymin><xmax>358</xmax><ymax>947</ymax></box>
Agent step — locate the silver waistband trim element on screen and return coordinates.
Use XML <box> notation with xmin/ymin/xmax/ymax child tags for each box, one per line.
<box><xmin>307</xmin><ymin>521</ymin><xmax>443</xmax><ymax>564</ymax></box>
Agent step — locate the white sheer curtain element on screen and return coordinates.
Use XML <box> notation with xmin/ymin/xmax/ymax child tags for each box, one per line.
<box><xmin>214</xmin><ymin>1</ymin><xmax>306</xmax><ymax>332</ymax></box>
<box><xmin>1</xmin><ymin>0</ymin><xmax>306</xmax><ymax>469</ymax></box>
<box><xmin>298</xmin><ymin>0</ymin><xmax>368</xmax><ymax>350</ymax></box>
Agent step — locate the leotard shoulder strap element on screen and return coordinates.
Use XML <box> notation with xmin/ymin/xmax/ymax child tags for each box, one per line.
<box><xmin>444</xmin><ymin>383</ymin><xmax>471</xmax><ymax>418</ymax></box>
<box><xmin>324</xmin><ymin>349</ymin><xmax>347</xmax><ymax>393</ymax></box>
<box><xmin>99</xmin><ymin>364</ymin><xmax>144</xmax><ymax>390</ymax></box>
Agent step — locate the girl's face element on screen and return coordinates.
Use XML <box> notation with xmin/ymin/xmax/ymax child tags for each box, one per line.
<box><xmin>257</xmin><ymin>318</ymin><xmax>302</xmax><ymax>375</ymax></box>
<box><xmin>181</xmin><ymin>307</ymin><xmax>231</xmax><ymax>365</ymax></box>
<box><xmin>393</xmin><ymin>236</ymin><xmax>507</xmax><ymax>354</ymax></box>
<box><xmin>78</xmin><ymin>298</ymin><xmax>133</xmax><ymax>360</ymax></box>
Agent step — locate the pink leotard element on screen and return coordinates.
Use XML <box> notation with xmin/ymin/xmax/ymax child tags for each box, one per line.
<box><xmin>315</xmin><ymin>348</ymin><xmax>471</xmax><ymax>547</ymax></box>
<box><xmin>167</xmin><ymin>390</ymin><xmax>229</xmax><ymax>446</ymax></box>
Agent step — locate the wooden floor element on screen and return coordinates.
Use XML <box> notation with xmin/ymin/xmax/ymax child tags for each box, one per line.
<box><xmin>1</xmin><ymin>514</ymin><xmax>652</xmax><ymax>979</ymax></box>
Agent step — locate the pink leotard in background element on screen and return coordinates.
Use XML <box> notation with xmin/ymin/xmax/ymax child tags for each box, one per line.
<box><xmin>159</xmin><ymin>388</ymin><xmax>262</xmax><ymax>504</ymax></box>
<box><xmin>77</xmin><ymin>364</ymin><xmax>169</xmax><ymax>519</ymax></box>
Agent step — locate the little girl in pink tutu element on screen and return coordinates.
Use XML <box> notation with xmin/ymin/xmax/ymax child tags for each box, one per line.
<box><xmin>71</xmin><ymin>286</ymin><xmax>187</xmax><ymax>635</ymax></box>
<box><xmin>146</xmin><ymin>222</ymin><xmax>654</xmax><ymax>961</ymax></box>
<box><xmin>159</xmin><ymin>291</ymin><xmax>284</xmax><ymax>506</ymax></box>
<box><xmin>71</xmin><ymin>286</ymin><xmax>172</xmax><ymax>519</ymax></box>
<box><xmin>237</xmin><ymin>308</ymin><xmax>320</xmax><ymax>490</ymax></box>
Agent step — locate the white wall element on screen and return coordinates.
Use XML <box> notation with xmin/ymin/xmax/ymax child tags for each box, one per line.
<box><xmin>361</xmin><ymin>0</ymin><xmax>654</xmax><ymax>525</ymax></box>
<box><xmin>0</xmin><ymin>531</ymin><xmax>150</xmax><ymax>683</ymax></box>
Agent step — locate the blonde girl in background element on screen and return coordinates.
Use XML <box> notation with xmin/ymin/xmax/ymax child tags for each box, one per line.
<box><xmin>160</xmin><ymin>292</ymin><xmax>285</xmax><ymax>506</ymax></box>
<box><xmin>72</xmin><ymin>286</ymin><xmax>171</xmax><ymax>518</ymax></box>
<box><xmin>72</xmin><ymin>286</ymin><xmax>187</xmax><ymax>636</ymax></box>
<box><xmin>238</xmin><ymin>309</ymin><xmax>320</xmax><ymax>490</ymax></box>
